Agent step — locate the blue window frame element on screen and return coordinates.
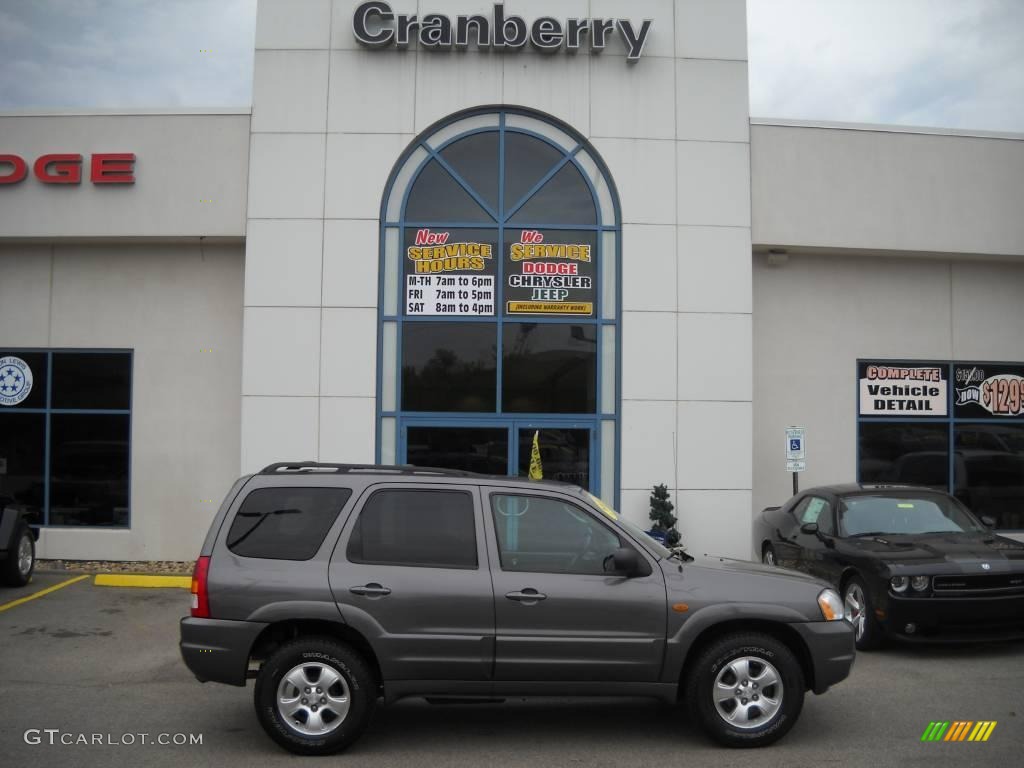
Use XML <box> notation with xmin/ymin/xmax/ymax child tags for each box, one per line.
<box><xmin>857</xmin><ymin>358</ymin><xmax>1024</xmax><ymax>530</ymax></box>
<box><xmin>376</xmin><ymin>108</ymin><xmax>622</xmax><ymax>505</ymax></box>
<box><xmin>0</xmin><ymin>348</ymin><xmax>132</xmax><ymax>528</ymax></box>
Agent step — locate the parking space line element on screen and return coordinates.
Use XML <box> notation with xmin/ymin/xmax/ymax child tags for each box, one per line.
<box><xmin>0</xmin><ymin>574</ymin><xmax>90</xmax><ymax>613</ymax></box>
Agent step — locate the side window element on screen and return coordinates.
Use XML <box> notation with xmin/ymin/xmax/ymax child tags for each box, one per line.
<box><xmin>791</xmin><ymin>497</ymin><xmax>811</xmax><ymax>523</ymax></box>
<box><xmin>490</xmin><ymin>494</ymin><xmax>622</xmax><ymax>575</ymax></box>
<box><xmin>802</xmin><ymin>497</ymin><xmax>834</xmax><ymax>534</ymax></box>
<box><xmin>347</xmin><ymin>489</ymin><xmax>477</xmax><ymax>569</ymax></box>
<box><xmin>227</xmin><ymin>487</ymin><xmax>352</xmax><ymax>561</ymax></box>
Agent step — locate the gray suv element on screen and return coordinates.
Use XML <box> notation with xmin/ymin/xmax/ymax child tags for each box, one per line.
<box><xmin>180</xmin><ymin>463</ymin><xmax>854</xmax><ymax>755</ymax></box>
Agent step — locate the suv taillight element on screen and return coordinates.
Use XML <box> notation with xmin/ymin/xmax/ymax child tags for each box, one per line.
<box><xmin>191</xmin><ymin>555</ymin><xmax>210</xmax><ymax>618</ymax></box>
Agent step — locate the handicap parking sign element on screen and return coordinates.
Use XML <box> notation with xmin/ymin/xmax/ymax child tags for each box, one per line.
<box><xmin>785</xmin><ymin>427</ymin><xmax>806</xmax><ymax>462</ymax></box>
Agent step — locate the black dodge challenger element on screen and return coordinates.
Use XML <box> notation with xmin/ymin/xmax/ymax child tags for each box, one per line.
<box><xmin>753</xmin><ymin>484</ymin><xmax>1024</xmax><ymax>649</ymax></box>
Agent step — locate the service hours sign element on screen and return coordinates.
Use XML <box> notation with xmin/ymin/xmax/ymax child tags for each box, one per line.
<box><xmin>404</xmin><ymin>228</ymin><xmax>497</xmax><ymax>316</ymax></box>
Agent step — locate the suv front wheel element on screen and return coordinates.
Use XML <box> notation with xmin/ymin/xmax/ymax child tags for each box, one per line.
<box><xmin>684</xmin><ymin>632</ymin><xmax>805</xmax><ymax>748</ymax></box>
<box><xmin>254</xmin><ymin>637</ymin><xmax>376</xmax><ymax>755</ymax></box>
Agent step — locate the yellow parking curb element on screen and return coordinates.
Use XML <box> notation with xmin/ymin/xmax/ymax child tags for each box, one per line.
<box><xmin>94</xmin><ymin>574</ymin><xmax>191</xmax><ymax>589</ymax></box>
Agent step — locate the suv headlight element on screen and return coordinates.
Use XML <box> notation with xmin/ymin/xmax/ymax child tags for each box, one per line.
<box><xmin>890</xmin><ymin>576</ymin><xmax>909</xmax><ymax>593</ymax></box>
<box><xmin>911</xmin><ymin>575</ymin><xmax>930</xmax><ymax>592</ymax></box>
<box><xmin>818</xmin><ymin>588</ymin><xmax>844</xmax><ymax>621</ymax></box>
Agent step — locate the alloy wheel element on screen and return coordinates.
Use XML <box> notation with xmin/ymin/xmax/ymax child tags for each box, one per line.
<box><xmin>844</xmin><ymin>584</ymin><xmax>866</xmax><ymax>642</ymax></box>
<box><xmin>712</xmin><ymin>656</ymin><xmax>784</xmax><ymax>730</ymax></box>
<box><xmin>17</xmin><ymin>534</ymin><xmax>33</xmax><ymax>577</ymax></box>
<box><xmin>276</xmin><ymin>662</ymin><xmax>351</xmax><ymax>736</ymax></box>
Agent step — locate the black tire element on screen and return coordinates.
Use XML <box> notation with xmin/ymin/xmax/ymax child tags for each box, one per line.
<box><xmin>2</xmin><ymin>523</ymin><xmax>35</xmax><ymax>587</ymax></box>
<box><xmin>761</xmin><ymin>544</ymin><xmax>777</xmax><ymax>567</ymax></box>
<box><xmin>684</xmin><ymin>632</ymin><xmax>805</xmax><ymax>748</ymax></box>
<box><xmin>254</xmin><ymin>637</ymin><xmax>376</xmax><ymax>756</ymax></box>
<box><xmin>843</xmin><ymin>577</ymin><xmax>882</xmax><ymax>650</ymax></box>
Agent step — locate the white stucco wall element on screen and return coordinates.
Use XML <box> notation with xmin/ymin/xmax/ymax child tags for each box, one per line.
<box><xmin>242</xmin><ymin>0</ymin><xmax>754</xmax><ymax>558</ymax></box>
<box><xmin>0</xmin><ymin>112</ymin><xmax>250</xmax><ymax>239</ymax></box>
<box><xmin>0</xmin><ymin>243</ymin><xmax>244</xmax><ymax>561</ymax></box>
<box><xmin>752</xmin><ymin>253</ymin><xmax>1024</xmax><ymax>548</ymax></box>
<box><xmin>751</xmin><ymin>121</ymin><xmax>1024</xmax><ymax>258</ymax></box>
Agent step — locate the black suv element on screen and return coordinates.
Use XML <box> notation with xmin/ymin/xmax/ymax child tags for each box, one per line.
<box><xmin>0</xmin><ymin>495</ymin><xmax>37</xmax><ymax>586</ymax></box>
<box><xmin>181</xmin><ymin>463</ymin><xmax>854</xmax><ymax>755</ymax></box>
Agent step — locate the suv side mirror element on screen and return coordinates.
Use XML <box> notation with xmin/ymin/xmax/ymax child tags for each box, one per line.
<box><xmin>800</xmin><ymin>522</ymin><xmax>819</xmax><ymax>536</ymax></box>
<box><xmin>603</xmin><ymin>547</ymin><xmax>644</xmax><ymax>577</ymax></box>
<box><xmin>980</xmin><ymin>515</ymin><xmax>996</xmax><ymax>528</ymax></box>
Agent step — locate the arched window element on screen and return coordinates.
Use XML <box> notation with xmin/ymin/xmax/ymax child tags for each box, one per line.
<box><xmin>376</xmin><ymin>108</ymin><xmax>621</xmax><ymax>504</ymax></box>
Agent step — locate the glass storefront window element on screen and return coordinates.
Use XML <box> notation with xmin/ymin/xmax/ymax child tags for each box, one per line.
<box><xmin>0</xmin><ymin>349</ymin><xmax>132</xmax><ymax>527</ymax></box>
<box><xmin>507</xmin><ymin>163</ymin><xmax>596</xmax><ymax>225</ymax></box>
<box><xmin>401</xmin><ymin>323</ymin><xmax>497</xmax><ymax>412</ymax></box>
<box><xmin>516</xmin><ymin>428</ymin><xmax>590</xmax><ymax>488</ymax></box>
<box><xmin>858</xmin><ymin>423</ymin><xmax>949</xmax><ymax>488</ymax></box>
<box><xmin>407</xmin><ymin>427</ymin><xmax>507</xmax><ymax>475</ymax></box>
<box><xmin>502</xmin><ymin>324</ymin><xmax>596</xmax><ymax>413</ymax></box>
<box><xmin>52</xmin><ymin>352</ymin><xmax>131</xmax><ymax>410</ymax></box>
<box><xmin>0</xmin><ymin>412</ymin><xmax>45</xmax><ymax>524</ymax></box>
<box><xmin>858</xmin><ymin>360</ymin><xmax>1024</xmax><ymax>529</ymax></box>
<box><xmin>49</xmin><ymin>414</ymin><xmax>130</xmax><ymax>527</ymax></box>
<box><xmin>439</xmin><ymin>131</ymin><xmax>500</xmax><ymax>212</ymax></box>
<box><xmin>953</xmin><ymin>424</ymin><xmax>1024</xmax><ymax>531</ymax></box>
<box><xmin>379</xmin><ymin>109</ymin><xmax>620</xmax><ymax>500</ymax></box>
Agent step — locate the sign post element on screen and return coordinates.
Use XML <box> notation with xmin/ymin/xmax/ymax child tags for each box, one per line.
<box><xmin>785</xmin><ymin>426</ymin><xmax>806</xmax><ymax>495</ymax></box>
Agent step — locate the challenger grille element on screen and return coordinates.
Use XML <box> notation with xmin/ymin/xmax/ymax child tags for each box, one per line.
<box><xmin>932</xmin><ymin>573</ymin><xmax>1024</xmax><ymax>594</ymax></box>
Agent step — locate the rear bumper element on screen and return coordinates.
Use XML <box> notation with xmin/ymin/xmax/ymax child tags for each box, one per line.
<box><xmin>179</xmin><ymin>617</ymin><xmax>268</xmax><ymax>686</ymax></box>
<box><xmin>882</xmin><ymin>592</ymin><xmax>1024</xmax><ymax>643</ymax></box>
<box><xmin>790</xmin><ymin>620</ymin><xmax>856</xmax><ymax>694</ymax></box>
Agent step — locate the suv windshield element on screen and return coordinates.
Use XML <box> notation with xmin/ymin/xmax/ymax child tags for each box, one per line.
<box><xmin>838</xmin><ymin>492</ymin><xmax>985</xmax><ymax>537</ymax></box>
<box><xmin>582</xmin><ymin>491</ymin><xmax>672</xmax><ymax>559</ymax></box>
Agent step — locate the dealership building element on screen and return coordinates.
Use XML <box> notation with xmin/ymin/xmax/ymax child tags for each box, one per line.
<box><xmin>1</xmin><ymin>0</ymin><xmax>1023</xmax><ymax>562</ymax></box>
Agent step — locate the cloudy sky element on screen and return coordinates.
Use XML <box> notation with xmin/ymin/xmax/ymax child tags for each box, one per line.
<box><xmin>1</xmin><ymin>0</ymin><xmax>1022</xmax><ymax>132</ymax></box>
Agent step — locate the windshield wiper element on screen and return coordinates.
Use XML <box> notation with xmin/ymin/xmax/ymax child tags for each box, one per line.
<box><xmin>227</xmin><ymin>508</ymin><xmax>301</xmax><ymax>549</ymax></box>
<box><xmin>848</xmin><ymin>531</ymin><xmax>888</xmax><ymax>538</ymax></box>
<box><xmin>667</xmin><ymin>549</ymin><xmax>694</xmax><ymax>562</ymax></box>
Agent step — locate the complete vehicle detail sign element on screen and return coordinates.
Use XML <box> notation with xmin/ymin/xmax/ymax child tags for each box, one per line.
<box><xmin>859</xmin><ymin>363</ymin><xmax>948</xmax><ymax>416</ymax></box>
<box><xmin>353</xmin><ymin>2</ymin><xmax>653</xmax><ymax>61</ymax></box>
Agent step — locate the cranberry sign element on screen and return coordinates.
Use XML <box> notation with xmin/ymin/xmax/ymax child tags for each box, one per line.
<box><xmin>0</xmin><ymin>153</ymin><xmax>136</xmax><ymax>185</ymax></box>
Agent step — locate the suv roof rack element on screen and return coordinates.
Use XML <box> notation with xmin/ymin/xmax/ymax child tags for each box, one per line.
<box><xmin>258</xmin><ymin>461</ymin><xmax>491</xmax><ymax>478</ymax></box>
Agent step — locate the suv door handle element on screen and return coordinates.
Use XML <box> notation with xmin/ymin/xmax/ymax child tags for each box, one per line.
<box><xmin>350</xmin><ymin>583</ymin><xmax>392</xmax><ymax>597</ymax></box>
<box><xmin>505</xmin><ymin>588</ymin><xmax>547</xmax><ymax>603</ymax></box>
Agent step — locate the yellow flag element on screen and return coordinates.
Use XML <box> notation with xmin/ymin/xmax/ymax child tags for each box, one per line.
<box><xmin>528</xmin><ymin>430</ymin><xmax>543</xmax><ymax>480</ymax></box>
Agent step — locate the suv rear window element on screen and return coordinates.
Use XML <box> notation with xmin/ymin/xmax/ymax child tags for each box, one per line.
<box><xmin>227</xmin><ymin>487</ymin><xmax>352</xmax><ymax>560</ymax></box>
<box><xmin>347</xmin><ymin>489</ymin><xmax>477</xmax><ymax>569</ymax></box>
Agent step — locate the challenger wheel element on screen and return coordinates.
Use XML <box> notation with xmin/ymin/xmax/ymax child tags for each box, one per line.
<box><xmin>761</xmin><ymin>544</ymin><xmax>777</xmax><ymax>567</ymax></box>
<box><xmin>684</xmin><ymin>632</ymin><xmax>805</xmax><ymax>748</ymax></box>
<box><xmin>843</xmin><ymin>577</ymin><xmax>881</xmax><ymax>650</ymax></box>
<box><xmin>254</xmin><ymin>637</ymin><xmax>376</xmax><ymax>755</ymax></box>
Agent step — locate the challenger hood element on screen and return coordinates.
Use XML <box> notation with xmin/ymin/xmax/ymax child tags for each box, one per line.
<box><xmin>838</xmin><ymin>532</ymin><xmax>1024</xmax><ymax>569</ymax></box>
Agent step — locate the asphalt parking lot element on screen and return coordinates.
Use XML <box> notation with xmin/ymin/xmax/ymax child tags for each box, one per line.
<box><xmin>1</xmin><ymin>571</ymin><xmax>1020</xmax><ymax>768</ymax></box>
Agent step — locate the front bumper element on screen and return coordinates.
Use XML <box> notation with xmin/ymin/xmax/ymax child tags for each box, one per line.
<box><xmin>790</xmin><ymin>620</ymin><xmax>856</xmax><ymax>694</ymax></box>
<box><xmin>179</xmin><ymin>617</ymin><xmax>268</xmax><ymax>686</ymax></box>
<box><xmin>882</xmin><ymin>592</ymin><xmax>1024</xmax><ymax>643</ymax></box>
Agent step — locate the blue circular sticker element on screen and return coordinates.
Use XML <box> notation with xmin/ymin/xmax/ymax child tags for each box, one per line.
<box><xmin>0</xmin><ymin>356</ymin><xmax>33</xmax><ymax>406</ymax></box>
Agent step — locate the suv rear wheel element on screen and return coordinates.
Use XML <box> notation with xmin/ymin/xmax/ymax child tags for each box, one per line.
<box><xmin>3</xmin><ymin>523</ymin><xmax>35</xmax><ymax>587</ymax></box>
<box><xmin>254</xmin><ymin>637</ymin><xmax>376</xmax><ymax>755</ymax></box>
<box><xmin>684</xmin><ymin>632</ymin><xmax>805</xmax><ymax>748</ymax></box>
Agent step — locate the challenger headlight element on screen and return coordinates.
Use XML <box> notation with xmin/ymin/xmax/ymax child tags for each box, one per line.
<box><xmin>890</xmin><ymin>575</ymin><xmax>909</xmax><ymax>593</ymax></box>
<box><xmin>911</xmin><ymin>575</ymin><xmax>930</xmax><ymax>592</ymax></box>
<box><xmin>817</xmin><ymin>588</ymin><xmax>844</xmax><ymax>621</ymax></box>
